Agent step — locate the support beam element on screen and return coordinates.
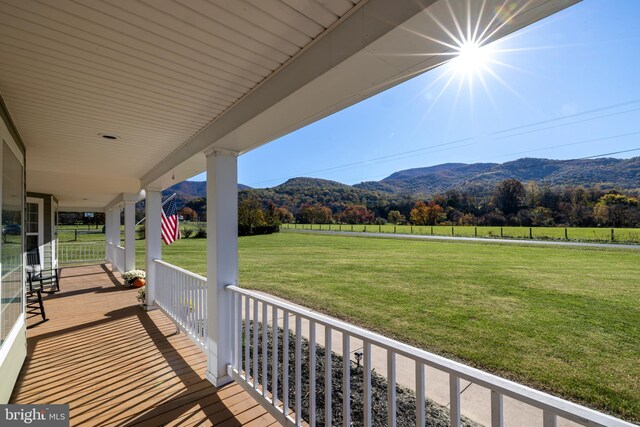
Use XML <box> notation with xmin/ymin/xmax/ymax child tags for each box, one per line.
<box><xmin>110</xmin><ymin>207</ymin><xmax>121</xmax><ymax>272</ymax></box>
<box><xmin>124</xmin><ymin>196</ymin><xmax>136</xmax><ymax>271</ymax></box>
<box><xmin>145</xmin><ymin>189</ymin><xmax>162</xmax><ymax>308</ymax></box>
<box><xmin>205</xmin><ymin>150</ymin><xmax>238</xmax><ymax>387</ymax></box>
<box><xmin>105</xmin><ymin>207</ymin><xmax>112</xmax><ymax>262</ymax></box>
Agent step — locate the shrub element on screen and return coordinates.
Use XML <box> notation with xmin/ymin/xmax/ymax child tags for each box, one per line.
<box><xmin>137</xmin><ymin>225</ymin><xmax>146</xmax><ymax>240</ymax></box>
<box><xmin>183</xmin><ymin>228</ymin><xmax>193</xmax><ymax>238</ymax></box>
<box><xmin>194</xmin><ymin>227</ymin><xmax>207</xmax><ymax>238</ymax></box>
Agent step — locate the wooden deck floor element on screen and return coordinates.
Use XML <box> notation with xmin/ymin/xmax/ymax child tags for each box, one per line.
<box><xmin>10</xmin><ymin>264</ymin><xmax>278</xmax><ymax>427</ymax></box>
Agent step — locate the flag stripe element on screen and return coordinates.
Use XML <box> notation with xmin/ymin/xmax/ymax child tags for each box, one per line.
<box><xmin>161</xmin><ymin>197</ymin><xmax>181</xmax><ymax>245</ymax></box>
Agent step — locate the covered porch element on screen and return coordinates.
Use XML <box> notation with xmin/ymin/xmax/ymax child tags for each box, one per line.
<box><xmin>11</xmin><ymin>264</ymin><xmax>278</xmax><ymax>426</ymax></box>
<box><xmin>2</xmin><ymin>0</ymin><xmax>633</xmax><ymax>425</ymax></box>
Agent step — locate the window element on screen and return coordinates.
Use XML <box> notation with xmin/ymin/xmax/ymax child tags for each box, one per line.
<box><xmin>1</xmin><ymin>140</ymin><xmax>24</xmax><ymax>347</ymax></box>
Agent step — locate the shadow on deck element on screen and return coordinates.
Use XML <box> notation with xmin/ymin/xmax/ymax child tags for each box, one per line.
<box><xmin>10</xmin><ymin>264</ymin><xmax>277</xmax><ymax>427</ymax></box>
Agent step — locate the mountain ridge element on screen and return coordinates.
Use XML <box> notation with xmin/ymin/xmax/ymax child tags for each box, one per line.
<box><xmin>167</xmin><ymin>156</ymin><xmax>640</xmax><ymax>205</ymax></box>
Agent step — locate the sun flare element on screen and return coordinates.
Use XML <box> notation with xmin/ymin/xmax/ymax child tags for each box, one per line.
<box><xmin>449</xmin><ymin>41</ymin><xmax>492</xmax><ymax>76</ymax></box>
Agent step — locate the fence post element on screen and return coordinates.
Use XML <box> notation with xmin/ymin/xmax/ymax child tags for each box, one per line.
<box><xmin>474</xmin><ymin>227</ymin><xmax>477</xmax><ymax>237</ymax></box>
<box><xmin>431</xmin><ymin>226</ymin><xmax>434</xmax><ymax>235</ymax></box>
<box><xmin>451</xmin><ymin>226</ymin><xmax>454</xmax><ymax>237</ymax></box>
<box><xmin>611</xmin><ymin>228</ymin><xmax>614</xmax><ymax>242</ymax></box>
<box><xmin>411</xmin><ymin>226</ymin><xmax>413</xmax><ymax>234</ymax></box>
<box><xmin>565</xmin><ymin>228</ymin><xmax>568</xmax><ymax>240</ymax></box>
<box><xmin>364</xmin><ymin>225</ymin><xmax>367</xmax><ymax>232</ymax></box>
<box><xmin>351</xmin><ymin>225</ymin><xmax>354</xmax><ymax>232</ymax></box>
<box><xmin>74</xmin><ymin>229</ymin><xmax>78</xmax><ymax>241</ymax></box>
<box><xmin>500</xmin><ymin>227</ymin><xmax>503</xmax><ymax>238</ymax></box>
<box><xmin>529</xmin><ymin>227</ymin><xmax>533</xmax><ymax>239</ymax></box>
<box><xmin>379</xmin><ymin>225</ymin><xmax>381</xmax><ymax>233</ymax></box>
<box><xmin>394</xmin><ymin>226</ymin><xmax>396</xmax><ymax>234</ymax></box>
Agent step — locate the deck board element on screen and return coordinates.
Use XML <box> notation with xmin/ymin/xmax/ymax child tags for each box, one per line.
<box><xmin>10</xmin><ymin>264</ymin><xmax>278</xmax><ymax>426</ymax></box>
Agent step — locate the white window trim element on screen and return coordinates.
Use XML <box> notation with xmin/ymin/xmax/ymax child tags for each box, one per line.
<box><xmin>26</xmin><ymin>198</ymin><xmax>44</xmax><ymax>269</ymax></box>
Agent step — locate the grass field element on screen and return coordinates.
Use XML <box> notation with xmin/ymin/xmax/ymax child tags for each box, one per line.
<box><xmin>60</xmin><ymin>228</ymin><xmax>639</xmax><ymax>420</ymax></box>
<box><xmin>282</xmin><ymin>223</ymin><xmax>640</xmax><ymax>243</ymax></box>
<box><xmin>128</xmin><ymin>232</ymin><xmax>639</xmax><ymax>422</ymax></box>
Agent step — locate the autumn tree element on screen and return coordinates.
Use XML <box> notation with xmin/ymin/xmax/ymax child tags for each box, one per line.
<box><xmin>493</xmin><ymin>179</ymin><xmax>525</xmax><ymax>215</ymax></box>
<box><xmin>336</xmin><ymin>205</ymin><xmax>374</xmax><ymax>224</ymax></box>
<box><xmin>410</xmin><ymin>201</ymin><xmax>444</xmax><ymax>225</ymax></box>
<box><xmin>297</xmin><ymin>204</ymin><xmax>333</xmax><ymax>224</ymax></box>
<box><xmin>387</xmin><ymin>210</ymin><xmax>404</xmax><ymax>224</ymax></box>
<box><xmin>238</xmin><ymin>197</ymin><xmax>265</xmax><ymax>234</ymax></box>
<box><xmin>593</xmin><ymin>193</ymin><xmax>640</xmax><ymax>227</ymax></box>
<box><xmin>276</xmin><ymin>207</ymin><xmax>294</xmax><ymax>223</ymax></box>
<box><xmin>179</xmin><ymin>207</ymin><xmax>198</xmax><ymax>221</ymax></box>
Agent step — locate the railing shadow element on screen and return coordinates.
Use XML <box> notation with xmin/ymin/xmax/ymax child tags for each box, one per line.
<box><xmin>12</xmin><ymin>266</ymin><xmax>245</xmax><ymax>426</ymax></box>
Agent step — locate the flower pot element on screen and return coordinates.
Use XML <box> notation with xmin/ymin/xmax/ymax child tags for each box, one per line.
<box><xmin>131</xmin><ymin>278</ymin><xmax>146</xmax><ymax>288</ymax></box>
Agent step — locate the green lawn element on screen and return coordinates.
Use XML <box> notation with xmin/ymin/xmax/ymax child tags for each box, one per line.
<box><xmin>73</xmin><ymin>230</ymin><xmax>639</xmax><ymax>420</ymax></box>
<box><xmin>132</xmin><ymin>232</ymin><xmax>639</xmax><ymax>422</ymax></box>
<box><xmin>283</xmin><ymin>223</ymin><xmax>640</xmax><ymax>243</ymax></box>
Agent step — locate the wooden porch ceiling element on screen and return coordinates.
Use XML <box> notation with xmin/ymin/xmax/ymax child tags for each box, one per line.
<box><xmin>11</xmin><ymin>264</ymin><xmax>277</xmax><ymax>426</ymax></box>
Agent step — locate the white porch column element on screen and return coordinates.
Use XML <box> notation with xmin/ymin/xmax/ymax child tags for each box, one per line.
<box><xmin>111</xmin><ymin>207</ymin><xmax>121</xmax><ymax>246</ymax></box>
<box><xmin>123</xmin><ymin>194</ymin><xmax>137</xmax><ymax>272</ymax></box>
<box><xmin>105</xmin><ymin>207</ymin><xmax>113</xmax><ymax>262</ymax></box>
<box><xmin>145</xmin><ymin>188</ymin><xmax>162</xmax><ymax>307</ymax></box>
<box><xmin>205</xmin><ymin>149</ymin><xmax>238</xmax><ymax>387</ymax></box>
<box><xmin>110</xmin><ymin>207</ymin><xmax>121</xmax><ymax>272</ymax></box>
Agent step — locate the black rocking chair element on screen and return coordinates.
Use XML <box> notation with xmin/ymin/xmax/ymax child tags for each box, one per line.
<box><xmin>26</xmin><ymin>249</ymin><xmax>60</xmax><ymax>295</ymax></box>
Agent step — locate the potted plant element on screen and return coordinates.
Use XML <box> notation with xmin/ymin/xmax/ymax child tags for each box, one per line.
<box><xmin>122</xmin><ymin>270</ymin><xmax>146</xmax><ymax>288</ymax></box>
<box><xmin>136</xmin><ymin>286</ymin><xmax>146</xmax><ymax>307</ymax></box>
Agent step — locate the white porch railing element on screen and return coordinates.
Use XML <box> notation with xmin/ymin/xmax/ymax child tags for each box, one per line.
<box><xmin>106</xmin><ymin>241</ymin><xmax>114</xmax><ymax>264</ymax></box>
<box><xmin>59</xmin><ymin>242</ymin><xmax>106</xmax><ymax>265</ymax></box>
<box><xmin>112</xmin><ymin>245</ymin><xmax>126</xmax><ymax>273</ymax></box>
<box><xmin>153</xmin><ymin>259</ymin><xmax>207</xmax><ymax>352</ymax></box>
<box><xmin>226</xmin><ymin>285</ymin><xmax>634</xmax><ymax>427</ymax></box>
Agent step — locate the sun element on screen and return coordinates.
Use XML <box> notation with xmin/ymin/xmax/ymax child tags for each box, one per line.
<box><xmin>449</xmin><ymin>40</ymin><xmax>492</xmax><ymax>76</ymax></box>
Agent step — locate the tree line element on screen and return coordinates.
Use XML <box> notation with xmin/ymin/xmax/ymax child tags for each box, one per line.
<box><xmin>238</xmin><ymin>179</ymin><xmax>640</xmax><ymax>228</ymax></box>
<box><xmin>150</xmin><ymin>178</ymin><xmax>640</xmax><ymax>229</ymax></box>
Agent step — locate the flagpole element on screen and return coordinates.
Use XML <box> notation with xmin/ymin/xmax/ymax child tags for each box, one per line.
<box><xmin>135</xmin><ymin>193</ymin><xmax>177</xmax><ymax>225</ymax></box>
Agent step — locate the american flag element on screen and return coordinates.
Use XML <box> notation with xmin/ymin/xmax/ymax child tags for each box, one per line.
<box><xmin>161</xmin><ymin>196</ymin><xmax>181</xmax><ymax>245</ymax></box>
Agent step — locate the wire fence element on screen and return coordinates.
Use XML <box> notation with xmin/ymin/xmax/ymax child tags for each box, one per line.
<box><xmin>282</xmin><ymin>223</ymin><xmax>640</xmax><ymax>244</ymax></box>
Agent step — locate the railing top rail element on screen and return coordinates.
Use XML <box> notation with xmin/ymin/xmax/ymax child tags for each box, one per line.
<box><xmin>153</xmin><ymin>258</ymin><xmax>207</xmax><ymax>282</ymax></box>
<box><xmin>59</xmin><ymin>241</ymin><xmax>105</xmax><ymax>245</ymax></box>
<box><xmin>226</xmin><ymin>285</ymin><xmax>634</xmax><ymax>427</ymax></box>
<box><xmin>115</xmin><ymin>245</ymin><xmax>125</xmax><ymax>250</ymax></box>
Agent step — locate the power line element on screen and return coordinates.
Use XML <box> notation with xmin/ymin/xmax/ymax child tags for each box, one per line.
<box><xmin>497</xmin><ymin>130</ymin><xmax>640</xmax><ymax>158</ymax></box>
<box><xmin>247</xmin><ymin>137</ymin><xmax>473</xmax><ymax>186</ymax></box>
<box><xmin>245</xmin><ymin>98</ymin><xmax>640</xmax><ymax>187</ymax></box>
<box><xmin>491</xmin><ymin>97</ymin><xmax>640</xmax><ymax>135</ymax></box>
<box><xmin>494</xmin><ymin>106</ymin><xmax>640</xmax><ymax>140</ymax></box>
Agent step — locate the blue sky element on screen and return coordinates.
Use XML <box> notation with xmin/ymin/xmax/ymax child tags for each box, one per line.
<box><xmin>191</xmin><ymin>0</ymin><xmax>640</xmax><ymax>187</ymax></box>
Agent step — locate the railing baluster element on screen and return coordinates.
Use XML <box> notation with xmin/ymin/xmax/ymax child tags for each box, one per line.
<box><xmin>388</xmin><ymin>349</ymin><xmax>396</xmax><ymax>426</ymax></box>
<box><xmin>325</xmin><ymin>326</ymin><xmax>332</xmax><ymax>426</ymax></box>
<box><xmin>244</xmin><ymin>296</ymin><xmax>250</xmax><ymax>380</ymax></box>
<box><xmin>253</xmin><ymin>299</ymin><xmax>259</xmax><ymax>388</ymax></box>
<box><xmin>282</xmin><ymin>311</ymin><xmax>290</xmax><ymax>418</ymax></box>
<box><xmin>363</xmin><ymin>340</ymin><xmax>372</xmax><ymax>427</ymax></box>
<box><xmin>223</xmin><ymin>286</ymin><xmax>630</xmax><ymax>427</ymax></box>
<box><xmin>343</xmin><ymin>332</ymin><xmax>350</xmax><ymax>427</ymax></box>
<box><xmin>235</xmin><ymin>292</ymin><xmax>241</xmax><ymax>371</ymax></box>
<box><xmin>272</xmin><ymin>306</ymin><xmax>279</xmax><ymax>407</ymax></box>
<box><xmin>309</xmin><ymin>320</ymin><xmax>317</xmax><ymax>427</ymax></box>
<box><xmin>295</xmin><ymin>315</ymin><xmax>302</xmax><ymax>426</ymax></box>
<box><xmin>543</xmin><ymin>411</ymin><xmax>557</xmax><ymax>427</ymax></box>
<box><xmin>262</xmin><ymin>302</ymin><xmax>268</xmax><ymax>397</ymax></box>
<box><xmin>416</xmin><ymin>361</ymin><xmax>426</xmax><ymax>427</ymax></box>
<box><xmin>449</xmin><ymin>374</ymin><xmax>461</xmax><ymax>427</ymax></box>
<box><xmin>491</xmin><ymin>390</ymin><xmax>503</xmax><ymax>427</ymax></box>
